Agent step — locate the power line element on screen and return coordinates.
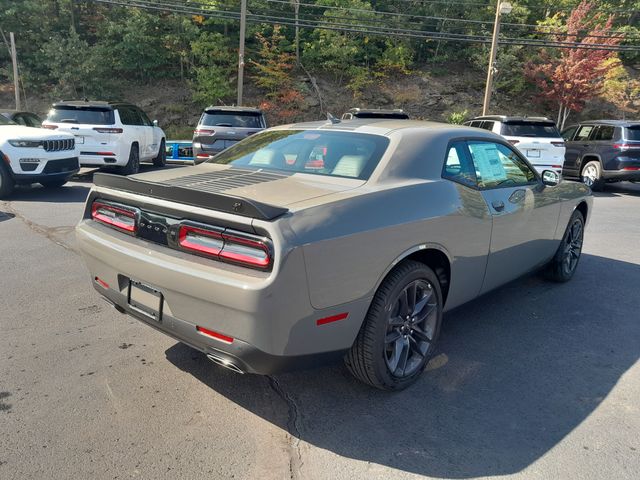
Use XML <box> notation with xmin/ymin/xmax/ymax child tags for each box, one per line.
<box><xmin>90</xmin><ymin>0</ymin><xmax>640</xmax><ymax>51</ymax></box>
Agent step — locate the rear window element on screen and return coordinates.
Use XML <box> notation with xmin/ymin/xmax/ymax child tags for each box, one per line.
<box><xmin>0</xmin><ymin>115</ymin><xmax>14</xmax><ymax>126</ymax></box>
<box><xmin>501</xmin><ymin>122</ymin><xmax>561</xmax><ymax>138</ymax></box>
<box><xmin>207</xmin><ymin>130</ymin><xmax>389</xmax><ymax>180</ymax></box>
<box><xmin>626</xmin><ymin>126</ymin><xmax>640</xmax><ymax>141</ymax></box>
<box><xmin>47</xmin><ymin>106</ymin><xmax>115</xmax><ymax>125</ymax></box>
<box><xmin>200</xmin><ymin>111</ymin><xmax>265</xmax><ymax>128</ymax></box>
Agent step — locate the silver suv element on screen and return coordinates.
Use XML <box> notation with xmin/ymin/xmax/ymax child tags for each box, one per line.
<box><xmin>192</xmin><ymin>106</ymin><xmax>266</xmax><ymax>163</ymax></box>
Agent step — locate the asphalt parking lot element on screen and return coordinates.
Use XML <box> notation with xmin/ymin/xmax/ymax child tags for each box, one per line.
<box><xmin>1</xmin><ymin>171</ymin><xmax>639</xmax><ymax>480</ymax></box>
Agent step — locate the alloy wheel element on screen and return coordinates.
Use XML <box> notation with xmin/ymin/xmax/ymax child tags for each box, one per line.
<box><xmin>384</xmin><ymin>279</ymin><xmax>438</xmax><ymax>378</ymax></box>
<box><xmin>582</xmin><ymin>164</ymin><xmax>598</xmax><ymax>187</ymax></box>
<box><xmin>562</xmin><ymin>218</ymin><xmax>583</xmax><ymax>276</ymax></box>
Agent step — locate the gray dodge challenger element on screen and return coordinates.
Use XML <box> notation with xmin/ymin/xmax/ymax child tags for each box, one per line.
<box><xmin>76</xmin><ymin>119</ymin><xmax>592</xmax><ymax>390</ymax></box>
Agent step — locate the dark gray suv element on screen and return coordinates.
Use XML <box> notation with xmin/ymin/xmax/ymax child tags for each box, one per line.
<box><xmin>561</xmin><ymin>120</ymin><xmax>640</xmax><ymax>190</ymax></box>
<box><xmin>192</xmin><ymin>106</ymin><xmax>266</xmax><ymax>163</ymax></box>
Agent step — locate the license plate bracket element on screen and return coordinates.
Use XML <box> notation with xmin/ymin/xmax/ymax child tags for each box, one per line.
<box><xmin>526</xmin><ymin>149</ymin><xmax>541</xmax><ymax>158</ymax></box>
<box><xmin>128</xmin><ymin>280</ymin><xmax>163</xmax><ymax>321</ymax></box>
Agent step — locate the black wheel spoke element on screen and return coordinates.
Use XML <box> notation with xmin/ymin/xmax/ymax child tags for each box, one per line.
<box><xmin>408</xmin><ymin>335</ymin><xmax>425</xmax><ymax>358</ymax></box>
<box><xmin>412</xmin><ymin>326</ymin><xmax>432</xmax><ymax>343</ymax></box>
<box><xmin>385</xmin><ymin>330</ymin><xmax>402</xmax><ymax>344</ymax></box>
<box><xmin>397</xmin><ymin>337</ymin><xmax>410</xmax><ymax>375</ymax></box>
<box><xmin>389</xmin><ymin>315</ymin><xmax>404</xmax><ymax>327</ymax></box>
<box><xmin>407</xmin><ymin>283</ymin><xmax>417</xmax><ymax>315</ymax></box>
<box><xmin>398</xmin><ymin>289</ymin><xmax>410</xmax><ymax>317</ymax></box>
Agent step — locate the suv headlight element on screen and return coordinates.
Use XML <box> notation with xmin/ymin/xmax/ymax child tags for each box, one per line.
<box><xmin>8</xmin><ymin>139</ymin><xmax>42</xmax><ymax>148</ymax></box>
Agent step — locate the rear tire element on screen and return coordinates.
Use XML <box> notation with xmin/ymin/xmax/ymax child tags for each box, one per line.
<box><xmin>544</xmin><ymin>210</ymin><xmax>585</xmax><ymax>282</ymax></box>
<box><xmin>345</xmin><ymin>260</ymin><xmax>443</xmax><ymax>391</ymax></box>
<box><xmin>153</xmin><ymin>139</ymin><xmax>167</xmax><ymax>168</ymax></box>
<box><xmin>581</xmin><ymin>161</ymin><xmax>604</xmax><ymax>191</ymax></box>
<box><xmin>40</xmin><ymin>179</ymin><xmax>68</xmax><ymax>188</ymax></box>
<box><xmin>119</xmin><ymin>144</ymin><xmax>140</xmax><ymax>175</ymax></box>
<box><xmin>0</xmin><ymin>163</ymin><xmax>15</xmax><ymax>199</ymax></box>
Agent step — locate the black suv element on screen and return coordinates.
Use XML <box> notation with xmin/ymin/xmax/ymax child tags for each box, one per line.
<box><xmin>192</xmin><ymin>106</ymin><xmax>266</xmax><ymax>163</ymax></box>
<box><xmin>561</xmin><ymin>120</ymin><xmax>640</xmax><ymax>190</ymax></box>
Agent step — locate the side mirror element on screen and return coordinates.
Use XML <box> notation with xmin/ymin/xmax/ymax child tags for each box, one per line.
<box><xmin>153</xmin><ymin>119</ymin><xmax>159</xmax><ymax>127</ymax></box>
<box><xmin>542</xmin><ymin>170</ymin><xmax>560</xmax><ymax>187</ymax></box>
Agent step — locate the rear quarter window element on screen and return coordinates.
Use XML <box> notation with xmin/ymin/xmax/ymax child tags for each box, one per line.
<box><xmin>47</xmin><ymin>107</ymin><xmax>114</xmax><ymax>125</ymax></box>
<box><xmin>625</xmin><ymin>126</ymin><xmax>640</xmax><ymax>141</ymax></box>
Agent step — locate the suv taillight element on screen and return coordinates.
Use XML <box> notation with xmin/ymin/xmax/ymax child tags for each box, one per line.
<box><xmin>194</xmin><ymin>128</ymin><xmax>215</xmax><ymax>135</ymax></box>
<box><xmin>178</xmin><ymin>223</ymin><xmax>271</xmax><ymax>269</ymax></box>
<box><xmin>93</xmin><ymin>127</ymin><xmax>123</xmax><ymax>134</ymax></box>
<box><xmin>508</xmin><ymin>140</ymin><xmax>520</xmax><ymax>145</ymax></box>
<box><xmin>551</xmin><ymin>141</ymin><xmax>565</xmax><ymax>147</ymax></box>
<box><xmin>613</xmin><ymin>143</ymin><xmax>640</xmax><ymax>151</ymax></box>
<box><xmin>91</xmin><ymin>201</ymin><xmax>138</xmax><ymax>234</ymax></box>
<box><xmin>42</xmin><ymin>124</ymin><xmax>58</xmax><ymax>130</ymax></box>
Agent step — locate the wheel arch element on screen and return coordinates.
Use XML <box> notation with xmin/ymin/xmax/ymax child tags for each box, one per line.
<box><xmin>374</xmin><ymin>244</ymin><xmax>452</xmax><ymax>307</ymax></box>
<box><xmin>579</xmin><ymin>154</ymin><xmax>602</xmax><ymax>173</ymax></box>
<box><xmin>575</xmin><ymin>200</ymin><xmax>589</xmax><ymax>223</ymax></box>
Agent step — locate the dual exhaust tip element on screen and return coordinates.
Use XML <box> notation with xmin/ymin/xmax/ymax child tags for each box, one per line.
<box><xmin>206</xmin><ymin>352</ymin><xmax>245</xmax><ymax>374</ymax></box>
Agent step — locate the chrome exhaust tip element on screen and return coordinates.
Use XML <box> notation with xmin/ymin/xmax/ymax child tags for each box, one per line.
<box><xmin>206</xmin><ymin>353</ymin><xmax>244</xmax><ymax>374</ymax></box>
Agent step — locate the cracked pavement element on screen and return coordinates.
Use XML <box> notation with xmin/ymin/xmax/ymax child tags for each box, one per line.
<box><xmin>1</xmin><ymin>174</ymin><xmax>639</xmax><ymax>480</ymax></box>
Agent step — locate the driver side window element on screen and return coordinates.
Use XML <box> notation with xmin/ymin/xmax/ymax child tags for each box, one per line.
<box><xmin>467</xmin><ymin>141</ymin><xmax>537</xmax><ymax>189</ymax></box>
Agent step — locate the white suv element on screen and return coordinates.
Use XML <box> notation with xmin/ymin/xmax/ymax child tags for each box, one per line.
<box><xmin>42</xmin><ymin>101</ymin><xmax>166</xmax><ymax>175</ymax></box>
<box><xmin>0</xmin><ymin>114</ymin><xmax>79</xmax><ymax>198</ymax></box>
<box><xmin>465</xmin><ymin>116</ymin><xmax>566</xmax><ymax>175</ymax></box>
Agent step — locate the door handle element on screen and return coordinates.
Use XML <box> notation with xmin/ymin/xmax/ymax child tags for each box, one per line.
<box><xmin>491</xmin><ymin>200</ymin><xmax>505</xmax><ymax>212</ymax></box>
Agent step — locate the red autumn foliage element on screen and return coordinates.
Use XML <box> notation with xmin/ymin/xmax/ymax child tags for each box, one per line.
<box><xmin>526</xmin><ymin>0</ymin><xmax>623</xmax><ymax>128</ymax></box>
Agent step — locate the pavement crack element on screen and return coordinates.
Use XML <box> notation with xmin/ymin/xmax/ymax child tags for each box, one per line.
<box><xmin>1</xmin><ymin>201</ymin><xmax>78</xmax><ymax>254</ymax></box>
<box><xmin>267</xmin><ymin>375</ymin><xmax>304</xmax><ymax>480</ymax></box>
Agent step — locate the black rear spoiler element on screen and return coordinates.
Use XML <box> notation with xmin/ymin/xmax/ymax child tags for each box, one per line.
<box><xmin>93</xmin><ymin>173</ymin><xmax>289</xmax><ymax>221</ymax></box>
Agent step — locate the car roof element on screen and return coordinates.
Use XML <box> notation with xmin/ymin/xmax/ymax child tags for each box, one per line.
<box><xmin>348</xmin><ymin>108</ymin><xmax>406</xmax><ymax>114</ymax></box>
<box><xmin>271</xmin><ymin>118</ymin><xmax>486</xmax><ymax>136</ymax></box>
<box><xmin>52</xmin><ymin>100</ymin><xmax>137</xmax><ymax>110</ymax></box>
<box><xmin>203</xmin><ymin>106</ymin><xmax>263</xmax><ymax>114</ymax></box>
<box><xmin>470</xmin><ymin>115</ymin><xmax>555</xmax><ymax>124</ymax></box>
<box><xmin>577</xmin><ymin>119</ymin><xmax>640</xmax><ymax>127</ymax></box>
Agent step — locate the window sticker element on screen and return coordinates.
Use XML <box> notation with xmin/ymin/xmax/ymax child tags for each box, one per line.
<box><xmin>469</xmin><ymin>143</ymin><xmax>507</xmax><ymax>183</ymax></box>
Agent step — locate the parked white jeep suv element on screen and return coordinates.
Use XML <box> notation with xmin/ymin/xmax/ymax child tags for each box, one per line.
<box><xmin>0</xmin><ymin>114</ymin><xmax>79</xmax><ymax>198</ymax></box>
<box><xmin>465</xmin><ymin>116</ymin><xmax>566</xmax><ymax>175</ymax></box>
<box><xmin>43</xmin><ymin>101</ymin><xmax>166</xmax><ymax>174</ymax></box>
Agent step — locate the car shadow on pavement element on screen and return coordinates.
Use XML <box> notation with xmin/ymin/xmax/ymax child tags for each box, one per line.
<box><xmin>165</xmin><ymin>253</ymin><xmax>639</xmax><ymax>478</ymax></box>
<box><xmin>7</xmin><ymin>184</ymin><xmax>90</xmax><ymax>203</ymax></box>
<box><xmin>593</xmin><ymin>182</ymin><xmax>640</xmax><ymax>198</ymax></box>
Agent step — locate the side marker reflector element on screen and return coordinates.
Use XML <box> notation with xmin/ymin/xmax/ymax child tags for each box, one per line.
<box><xmin>196</xmin><ymin>326</ymin><xmax>234</xmax><ymax>344</ymax></box>
<box><xmin>316</xmin><ymin>312</ymin><xmax>349</xmax><ymax>326</ymax></box>
<box><xmin>95</xmin><ymin>277</ymin><xmax>109</xmax><ymax>289</ymax></box>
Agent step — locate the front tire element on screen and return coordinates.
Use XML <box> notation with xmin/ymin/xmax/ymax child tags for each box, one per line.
<box><xmin>0</xmin><ymin>163</ymin><xmax>15</xmax><ymax>199</ymax></box>
<box><xmin>119</xmin><ymin>144</ymin><xmax>140</xmax><ymax>175</ymax></box>
<box><xmin>153</xmin><ymin>139</ymin><xmax>167</xmax><ymax>168</ymax></box>
<box><xmin>345</xmin><ymin>260</ymin><xmax>443</xmax><ymax>391</ymax></box>
<box><xmin>544</xmin><ymin>210</ymin><xmax>585</xmax><ymax>282</ymax></box>
<box><xmin>581</xmin><ymin>161</ymin><xmax>604</xmax><ymax>191</ymax></box>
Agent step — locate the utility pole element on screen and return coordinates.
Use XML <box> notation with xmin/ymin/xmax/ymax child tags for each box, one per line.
<box><xmin>482</xmin><ymin>2</ymin><xmax>512</xmax><ymax>116</ymax></box>
<box><xmin>293</xmin><ymin>0</ymin><xmax>300</xmax><ymax>64</ymax></box>
<box><xmin>237</xmin><ymin>0</ymin><xmax>247</xmax><ymax>106</ymax></box>
<box><xmin>10</xmin><ymin>32</ymin><xmax>20</xmax><ymax>111</ymax></box>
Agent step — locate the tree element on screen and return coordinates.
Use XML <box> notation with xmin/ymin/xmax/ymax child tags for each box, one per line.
<box><xmin>602</xmin><ymin>57</ymin><xmax>640</xmax><ymax>118</ymax></box>
<box><xmin>527</xmin><ymin>1</ymin><xmax>623</xmax><ymax>129</ymax></box>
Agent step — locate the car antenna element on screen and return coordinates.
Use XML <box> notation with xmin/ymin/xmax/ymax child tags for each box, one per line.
<box><xmin>326</xmin><ymin>112</ymin><xmax>341</xmax><ymax>124</ymax></box>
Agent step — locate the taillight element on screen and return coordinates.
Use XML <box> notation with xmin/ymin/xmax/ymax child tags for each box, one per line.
<box><xmin>508</xmin><ymin>140</ymin><xmax>520</xmax><ymax>145</ymax></box>
<box><xmin>551</xmin><ymin>141</ymin><xmax>565</xmax><ymax>147</ymax></box>
<box><xmin>220</xmin><ymin>232</ymin><xmax>271</xmax><ymax>268</ymax></box>
<box><xmin>93</xmin><ymin>127</ymin><xmax>123</xmax><ymax>134</ymax></box>
<box><xmin>614</xmin><ymin>143</ymin><xmax>640</xmax><ymax>151</ymax></box>
<box><xmin>622</xmin><ymin>167</ymin><xmax>640</xmax><ymax>171</ymax></box>
<box><xmin>178</xmin><ymin>223</ymin><xmax>271</xmax><ymax>269</ymax></box>
<box><xmin>178</xmin><ymin>225</ymin><xmax>224</xmax><ymax>256</ymax></box>
<box><xmin>42</xmin><ymin>124</ymin><xmax>58</xmax><ymax>130</ymax></box>
<box><xmin>91</xmin><ymin>201</ymin><xmax>138</xmax><ymax>234</ymax></box>
<box><xmin>196</xmin><ymin>326</ymin><xmax>234</xmax><ymax>344</ymax></box>
<box><xmin>194</xmin><ymin>128</ymin><xmax>215</xmax><ymax>135</ymax></box>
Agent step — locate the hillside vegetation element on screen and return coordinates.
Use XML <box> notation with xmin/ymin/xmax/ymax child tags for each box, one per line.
<box><xmin>1</xmin><ymin>0</ymin><xmax>639</xmax><ymax>135</ymax></box>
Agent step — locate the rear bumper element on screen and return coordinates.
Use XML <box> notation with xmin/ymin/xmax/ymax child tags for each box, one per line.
<box><xmin>97</xmin><ymin>285</ymin><xmax>347</xmax><ymax>374</ymax></box>
<box><xmin>76</xmin><ymin>220</ymin><xmax>370</xmax><ymax>373</ymax></box>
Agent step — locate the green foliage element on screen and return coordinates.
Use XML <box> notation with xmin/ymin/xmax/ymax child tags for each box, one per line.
<box><xmin>447</xmin><ymin>109</ymin><xmax>469</xmax><ymax>124</ymax></box>
<box><xmin>190</xmin><ymin>32</ymin><xmax>235</xmax><ymax>106</ymax></box>
<box><xmin>251</xmin><ymin>25</ymin><xmax>296</xmax><ymax>96</ymax></box>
